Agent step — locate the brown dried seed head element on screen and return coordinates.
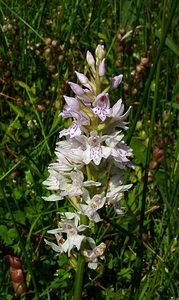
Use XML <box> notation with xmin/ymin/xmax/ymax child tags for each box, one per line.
<box><xmin>140</xmin><ymin>57</ymin><xmax>149</xmax><ymax>66</ymax></box>
<box><xmin>157</xmin><ymin>154</ymin><xmax>165</xmax><ymax>164</ymax></box>
<box><xmin>58</xmin><ymin>54</ymin><xmax>64</xmax><ymax>62</ymax></box>
<box><xmin>44</xmin><ymin>48</ymin><xmax>52</xmax><ymax>61</ymax></box>
<box><xmin>116</xmin><ymin>44</ymin><xmax>124</xmax><ymax>52</ymax></box>
<box><xmin>44</xmin><ymin>37</ymin><xmax>52</xmax><ymax>46</ymax></box>
<box><xmin>147</xmin><ymin>174</ymin><xmax>153</xmax><ymax>183</ymax></box>
<box><xmin>35</xmin><ymin>43</ymin><xmax>41</xmax><ymax>49</ymax></box>
<box><xmin>131</xmin><ymin>70</ymin><xmax>136</xmax><ymax>77</ymax></box>
<box><xmin>116</xmin><ymin>33</ymin><xmax>122</xmax><ymax>41</ymax></box>
<box><xmin>119</xmin><ymin>27</ymin><xmax>126</xmax><ymax>35</ymax></box>
<box><xmin>132</xmin><ymin>88</ymin><xmax>138</xmax><ymax>95</ymax></box>
<box><xmin>35</xmin><ymin>50</ymin><xmax>40</xmax><ymax>56</ymax></box>
<box><xmin>115</xmin><ymin>59</ymin><xmax>123</xmax><ymax>67</ymax></box>
<box><xmin>52</xmin><ymin>73</ymin><xmax>59</xmax><ymax>79</ymax></box>
<box><xmin>37</xmin><ymin>104</ymin><xmax>45</xmax><ymax>111</ymax></box>
<box><xmin>123</xmin><ymin>83</ymin><xmax>129</xmax><ymax>91</ymax></box>
<box><xmin>153</xmin><ymin>147</ymin><xmax>164</xmax><ymax>160</ymax></box>
<box><xmin>133</xmin><ymin>73</ymin><xmax>141</xmax><ymax>82</ymax></box>
<box><xmin>46</xmin><ymin>19</ymin><xmax>53</xmax><ymax>26</ymax></box>
<box><xmin>52</xmin><ymin>40</ymin><xmax>59</xmax><ymax>47</ymax></box>
<box><xmin>44</xmin><ymin>47</ymin><xmax>51</xmax><ymax>56</ymax></box>
<box><xmin>48</xmin><ymin>64</ymin><xmax>57</xmax><ymax>74</ymax></box>
<box><xmin>149</xmin><ymin>160</ymin><xmax>158</xmax><ymax>170</ymax></box>
<box><xmin>10</xmin><ymin>171</ymin><xmax>20</xmax><ymax>180</ymax></box>
<box><xmin>136</xmin><ymin>64</ymin><xmax>145</xmax><ymax>73</ymax></box>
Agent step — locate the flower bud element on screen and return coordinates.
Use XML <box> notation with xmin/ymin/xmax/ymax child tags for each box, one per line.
<box><xmin>10</xmin><ymin>268</ymin><xmax>24</xmax><ymax>283</ymax></box>
<box><xmin>136</xmin><ymin>120</ymin><xmax>142</xmax><ymax>130</ymax></box>
<box><xmin>13</xmin><ymin>282</ymin><xmax>26</xmax><ymax>295</ymax></box>
<box><xmin>139</xmin><ymin>130</ymin><xmax>147</xmax><ymax>140</ymax></box>
<box><xmin>95</xmin><ymin>44</ymin><xmax>105</xmax><ymax>60</ymax></box>
<box><xmin>98</xmin><ymin>59</ymin><xmax>105</xmax><ymax>77</ymax></box>
<box><xmin>8</xmin><ymin>256</ymin><xmax>22</xmax><ymax>269</ymax></box>
<box><xmin>68</xmin><ymin>82</ymin><xmax>84</xmax><ymax>95</ymax></box>
<box><xmin>75</xmin><ymin>71</ymin><xmax>88</xmax><ymax>85</ymax></box>
<box><xmin>111</xmin><ymin>74</ymin><xmax>123</xmax><ymax>89</ymax></box>
<box><xmin>86</xmin><ymin>51</ymin><xmax>95</xmax><ymax>67</ymax></box>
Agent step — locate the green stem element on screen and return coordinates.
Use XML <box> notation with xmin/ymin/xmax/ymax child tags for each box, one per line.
<box><xmin>130</xmin><ymin>58</ymin><xmax>161</xmax><ymax>299</ymax></box>
<box><xmin>73</xmin><ymin>215</ymin><xmax>88</xmax><ymax>299</ymax></box>
<box><xmin>73</xmin><ymin>254</ymin><xmax>86</xmax><ymax>300</ymax></box>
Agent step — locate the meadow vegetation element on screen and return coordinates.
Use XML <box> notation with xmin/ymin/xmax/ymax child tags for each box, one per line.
<box><xmin>0</xmin><ymin>0</ymin><xmax>178</xmax><ymax>299</ymax></box>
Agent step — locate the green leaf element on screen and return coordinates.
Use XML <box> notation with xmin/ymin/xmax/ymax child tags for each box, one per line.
<box><xmin>130</xmin><ymin>137</ymin><xmax>147</xmax><ymax>165</ymax></box>
<box><xmin>0</xmin><ymin>225</ymin><xmax>8</xmax><ymax>237</ymax></box>
<box><xmin>0</xmin><ymin>225</ymin><xmax>17</xmax><ymax>245</ymax></box>
<box><xmin>8</xmin><ymin>101</ymin><xmax>24</xmax><ymax>117</ymax></box>
<box><xmin>167</xmin><ymin>102</ymin><xmax>179</xmax><ymax>110</ymax></box>
<box><xmin>25</xmin><ymin>170</ymin><xmax>34</xmax><ymax>184</ymax></box>
<box><xmin>98</xmin><ymin>32</ymin><xmax>107</xmax><ymax>40</ymax></box>
<box><xmin>7</xmin><ymin>228</ymin><xmax>18</xmax><ymax>241</ymax></box>
<box><xmin>16</xmin><ymin>80</ymin><xmax>32</xmax><ymax>92</ymax></box>
<box><xmin>155</xmin><ymin>30</ymin><xmax>179</xmax><ymax>57</ymax></box>
<box><xmin>14</xmin><ymin>210</ymin><xmax>26</xmax><ymax>225</ymax></box>
<box><xmin>13</xmin><ymin>187</ymin><xmax>22</xmax><ymax>200</ymax></box>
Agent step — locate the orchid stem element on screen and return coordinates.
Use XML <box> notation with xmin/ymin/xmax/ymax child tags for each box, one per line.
<box><xmin>73</xmin><ymin>253</ymin><xmax>86</xmax><ymax>300</ymax></box>
<box><xmin>73</xmin><ymin>214</ymin><xmax>88</xmax><ymax>299</ymax></box>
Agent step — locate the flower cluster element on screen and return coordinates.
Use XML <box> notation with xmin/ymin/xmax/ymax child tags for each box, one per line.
<box><xmin>43</xmin><ymin>45</ymin><xmax>133</xmax><ymax>269</ymax></box>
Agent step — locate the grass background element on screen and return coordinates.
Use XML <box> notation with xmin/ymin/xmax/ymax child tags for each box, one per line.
<box><xmin>0</xmin><ymin>0</ymin><xmax>178</xmax><ymax>299</ymax></box>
